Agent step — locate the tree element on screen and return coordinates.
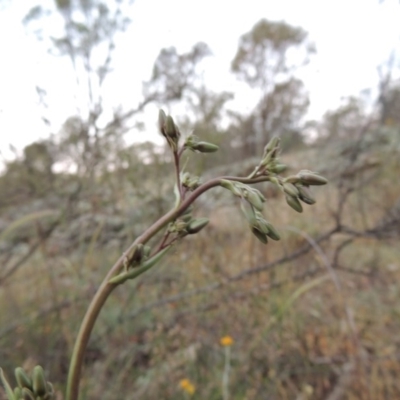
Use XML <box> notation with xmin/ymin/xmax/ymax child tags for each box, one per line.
<box><xmin>319</xmin><ymin>97</ymin><xmax>368</xmax><ymax>139</ymax></box>
<box><xmin>143</xmin><ymin>42</ymin><xmax>212</xmax><ymax>104</ymax></box>
<box><xmin>22</xmin><ymin>0</ymin><xmax>145</xmax><ymax>178</ymax></box>
<box><xmin>231</xmin><ymin>19</ymin><xmax>314</xmax><ymax>156</ymax></box>
<box><xmin>144</xmin><ymin>43</ymin><xmax>235</xmax><ymax>170</ymax></box>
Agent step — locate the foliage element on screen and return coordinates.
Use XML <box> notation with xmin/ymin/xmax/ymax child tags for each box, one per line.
<box><xmin>230</xmin><ymin>19</ymin><xmax>315</xmax><ymax>156</ymax></box>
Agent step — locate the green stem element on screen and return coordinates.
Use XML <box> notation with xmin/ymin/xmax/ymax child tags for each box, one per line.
<box><xmin>173</xmin><ymin>150</ymin><xmax>183</xmax><ymax>200</ymax></box>
<box><xmin>65</xmin><ymin>175</ymin><xmax>269</xmax><ymax>400</ymax></box>
<box><xmin>222</xmin><ymin>346</ymin><xmax>231</xmax><ymax>400</ymax></box>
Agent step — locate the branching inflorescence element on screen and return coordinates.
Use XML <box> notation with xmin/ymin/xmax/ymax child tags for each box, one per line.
<box><xmin>0</xmin><ymin>110</ymin><xmax>327</xmax><ymax>400</ymax></box>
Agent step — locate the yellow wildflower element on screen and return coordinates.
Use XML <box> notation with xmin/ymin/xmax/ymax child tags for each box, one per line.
<box><xmin>179</xmin><ymin>378</ymin><xmax>196</xmax><ymax>395</ymax></box>
<box><xmin>220</xmin><ymin>335</ymin><xmax>234</xmax><ymax>347</ymax></box>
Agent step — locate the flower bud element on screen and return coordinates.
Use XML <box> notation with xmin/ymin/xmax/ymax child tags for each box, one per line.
<box><xmin>159</xmin><ymin>113</ymin><xmax>180</xmax><ymax>151</ymax></box>
<box><xmin>182</xmin><ymin>173</ymin><xmax>201</xmax><ymax>190</ymax></box>
<box><xmin>263</xmin><ymin>136</ymin><xmax>280</xmax><ymax>155</ymax></box>
<box><xmin>298</xmin><ymin>171</ymin><xmax>328</xmax><ymax>186</ymax></box>
<box><xmin>158</xmin><ymin>109</ymin><xmax>167</xmax><ymax>135</ymax></box>
<box><xmin>245</xmin><ymin>189</ymin><xmax>264</xmax><ymax>212</ymax></box>
<box><xmin>32</xmin><ymin>365</ymin><xmax>47</xmax><ymax>396</ymax></box>
<box><xmin>128</xmin><ymin>244</ymin><xmax>146</xmax><ymax>266</ymax></box>
<box><xmin>283</xmin><ymin>183</ymin><xmax>299</xmax><ymax>198</ymax></box>
<box><xmin>251</xmin><ymin>226</ymin><xmax>268</xmax><ymax>244</ymax></box>
<box><xmin>297</xmin><ymin>185</ymin><xmax>316</xmax><ymax>205</ymax></box>
<box><xmin>168</xmin><ymin>220</ymin><xmax>188</xmax><ymax>233</ymax></box>
<box><xmin>264</xmin><ymin>221</ymin><xmax>281</xmax><ymax>241</ymax></box>
<box><xmin>14</xmin><ymin>387</ymin><xmax>22</xmax><ymax>399</ymax></box>
<box><xmin>285</xmin><ymin>194</ymin><xmax>303</xmax><ymax>213</ymax></box>
<box><xmin>186</xmin><ymin>218</ymin><xmax>209</xmax><ymax>234</ymax></box>
<box><xmin>21</xmin><ymin>388</ymin><xmax>35</xmax><ymax>400</ymax></box>
<box><xmin>192</xmin><ymin>141</ymin><xmax>219</xmax><ymax>153</ymax></box>
<box><xmin>143</xmin><ymin>246</ymin><xmax>151</xmax><ymax>259</ymax></box>
<box><xmin>0</xmin><ymin>368</ymin><xmax>15</xmax><ymax>400</ymax></box>
<box><xmin>15</xmin><ymin>367</ymin><xmax>32</xmax><ymax>390</ymax></box>
<box><xmin>269</xmin><ymin>163</ymin><xmax>287</xmax><ymax>174</ymax></box>
<box><xmin>240</xmin><ymin>200</ymin><xmax>257</xmax><ymax>225</ymax></box>
<box><xmin>44</xmin><ymin>382</ymin><xmax>55</xmax><ymax>399</ymax></box>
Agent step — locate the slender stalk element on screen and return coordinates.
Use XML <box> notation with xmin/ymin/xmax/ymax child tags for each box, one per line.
<box><xmin>222</xmin><ymin>346</ymin><xmax>231</xmax><ymax>400</ymax></box>
<box><xmin>65</xmin><ymin>175</ymin><xmax>270</xmax><ymax>400</ymax></box>
<box><xmin>173</xmin><ymin>150</ymin><xmax>183</xmax><ymax>200</ymax></box>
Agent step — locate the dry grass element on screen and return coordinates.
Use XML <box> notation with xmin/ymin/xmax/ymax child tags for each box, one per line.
<box><xmin>1</xmin><ymin>138</ymin><xmax>400</xmax><ymax>399</ymax></box>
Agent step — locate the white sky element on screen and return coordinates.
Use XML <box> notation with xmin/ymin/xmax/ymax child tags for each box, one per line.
<box><xmin>0</xmin><ymin>0</ymin><xmax>400</xmax><ymax>162</ymax></box>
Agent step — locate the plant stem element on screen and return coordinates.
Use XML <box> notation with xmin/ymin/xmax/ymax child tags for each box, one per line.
<box><xmin>222</xmin><ymin>346</ymin><xmax>231</xmax><ymax>400</ymax></box>
<box><xmin>65</xmin><ymin>175</ymin><xmax>269</xmax><ymax>400</ymax></box>
<box><xmin>173</xmin><ymin>150</ymin><xmax>182</xmax><ymax>200</ymax></box>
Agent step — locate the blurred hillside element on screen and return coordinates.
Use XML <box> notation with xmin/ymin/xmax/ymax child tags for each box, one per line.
<box><xmin>1</xmin><ymin>1</ymin><xmax>400</xmax><ymax>399</ymax></box>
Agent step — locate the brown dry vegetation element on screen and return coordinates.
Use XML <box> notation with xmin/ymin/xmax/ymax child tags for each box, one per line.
<box><xmin>1</xmin><ymin>128</ymin><xmax>400</xmax><ymax>399</ymax></box>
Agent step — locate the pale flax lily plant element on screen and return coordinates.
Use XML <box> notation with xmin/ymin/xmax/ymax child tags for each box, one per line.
<box><xmin>0</xmin><ymin>109</ymin><xmax>327</xmax><ymax>400</ymax></box>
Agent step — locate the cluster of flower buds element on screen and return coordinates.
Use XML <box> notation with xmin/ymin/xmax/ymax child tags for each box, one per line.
<box><xmin>181</xmin><ymin>172</ymin><xmax>201</xmax><ymax>191</ymax></box>
<box><xmin>252</xmin><ymin>136</ymin><xmax>288</xmax><ymax>176</ymax></box>
<box><xmin>158</xmin><ymin>109</ymin><xmax>181</xmax><ymax>152</ymax></box>
<box><xmin>272</xmin><ymin>169</ymin><xmax>328</xmax><ymax>213</ymax></box>
<box><xmin>240</xmin><ymin>200</ymin><xmax>281</xmax><ymax>244</ymax></box>
<box><xmin>123</xmin><ymin>243</ymin><xmax>151</xmax><ymax>270</ymax></box>
<box><xmin>221</xmin><ymin>180</ymin><xmax>266</xmax><ymax>211</ymax></box>
<box><xmin>220</xmin><ymin>179</ymin><xmax>281</xmax><ymax>244</ymax></box>
<box><xmin>0</xmin><ymin>366</ymin><xmax>55</xmax><ymax>400</ymax></box>
<box><xmin>184</xmin><ymin>134</ymin><xmax>219</xmax><ymax>153</ymax></box>
<box><xmin>168</xmin><ymin>215</ymin><xmax>210</xmax><ymax>236</ymax></box>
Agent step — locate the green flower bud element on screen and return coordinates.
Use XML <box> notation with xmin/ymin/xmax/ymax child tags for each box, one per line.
<box><xmin>297</xmin><ymin>185</ymin><xmax>316</xmax><ymax>205</ymax></box>
<box><xmin>192</xmin><ymin>141</ymin><xmax>219</xmax><ymax>153</ymax></box>
<box><xmin>264</xmin><ymin>221</ymin><xmax>281</xmax><ymax>241</ymax></box>
<box><xmin>260</xmin><ymin>149</ymin><xmax>276</xmax><ymax>167</ymax></box>
<box><xmin>182</xmin><ymin>173</ymin><xmax>201</xmax><ymax>190</ymax></box>
<box><xmin>158</xmin><ymin>109</ymin><xmax>167</xmax><ymax>135</ymax></box>
<box><xmin>184</xmin><ymin>134</ymin><xmax>198</xmax><ymax>147</ymax></box>
<box><xmin>158</xmin><ymin>114</ymin><xmax>180</xmax><ymax>151</ymax></box>
<box><xmin>168</xmin><ymin>220</ymin><xmax>188</xmax><ymax>233</ymax></box>
<box><xmin>0</xmin><ymin>368</ymin><xmax>15</xmax><ymax>400</ymax></box>
<box><xmin>186</xmin><ymin>218</ymin><xmax>209</xmax><ymax>234</ymax></box>
<box><xmin>15</xmin><ymin>367</ymin><xmax>32</xmax><ymax>390</ymax></box>
<box><xmin>143</xmin><ymin>246</ymin><xmax>151</xmax><ymax>259</ymax></box>
<box><xmin>32</xmin><ymin>365</ymin><xmax>47</xmax><ymax>396</ymax></box>
<box><xmin>269</xmin><ymin>163</ymin><xmax>287</xmax><ymax>174</ymax></box>
<box><xmin>135</xmin><ymin>244</ymin><xmax>146</xmax><ymax>262</ymax></box>
<box><xmin>251</xmin><ymin>226</ymin><xmax>268</xmax><ymax>244</ymax></box>
<box><xmin>245</xmin><ymin>189</ymin><xmax>264</xmax><ymax>212</ymax></box>
<box><xmin>21</xmin><ymin>388</ymin><xmax>35</xmax><ymax>400</ymax></box>
<box><xmin>43</xmin><ymin>382</ymin><xmax>55</xmax><ymax>400</ymax></box>
<box><xmin>240</xmin><ymin>200</ymin><xmax>257</xmax><ymax>225</ymax></box>
<box><xmin>263</xmin><ymin>136</ymin><xmax>280</xmax><ymax>155</ymax></box>
<box><xmin>165</xmin><ymin>115</ymin><xmax>177</xmax><ymax>138</ymax></box>
<box><xmin>255</xmin><ymin>217</ymin><xmax>270</xmax><ymax>235</ymax></box>
<box><xmin>298</xmin><ymin>171</ymin><xmax>328</xmax><ymax>186</ymax></box>
<box><xmin>14</xmin><ymin>387</ymin><xmax>22</xmax><ymax>399</ymax></box>
<box><xmin>181</xmin><ymin>172</ymin><xmax>190</xmax><ymax>185</ymax></box>
<box><xmin>285</xmin><ymin>194</ymin><xmax>303</xmax><ymax>213</ymax></box>
<box><xmin>283</xmin><ymin>182</ymin><xmax>299</xmax><ymax>198</ymax></box>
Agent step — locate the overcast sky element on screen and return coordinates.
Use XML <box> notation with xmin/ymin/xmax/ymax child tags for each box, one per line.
<box><xmin>0</xmin><ymin>0</ymin><xmax>400</xmax><ymax>161</ymax></box>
